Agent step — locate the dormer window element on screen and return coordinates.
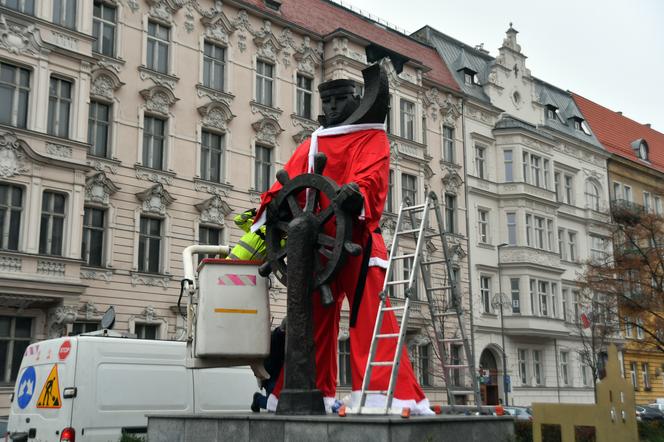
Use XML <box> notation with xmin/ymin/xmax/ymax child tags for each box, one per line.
<box><xmin>573</xmin><ymin>118</ymin><xmax>582</xmax><ymax>131</ymax></box>
<box><xmin>546</xmin><ymin>105</ymin><xmax>558</xmax><ymax>121</ymax></box>
<box><xmin>460</xmin><ymin>68</ymin><xmax>478</xmax><ymax>86</ymax></box>
<box><xmin>631</xmin><ymin>139</ymin><xmax>649</xmax><ymax>161</ymax></box>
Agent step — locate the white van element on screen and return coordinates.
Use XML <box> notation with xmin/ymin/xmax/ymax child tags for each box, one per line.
<box><xmin>7</xmin><ymin>335</ymin><xmax>257</xmax><ymax>442</ymax></box>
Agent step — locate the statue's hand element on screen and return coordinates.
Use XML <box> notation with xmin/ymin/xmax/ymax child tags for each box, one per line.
<box><xmin>337</xmin><ymin>182</ymin><xmax>364</xmax><ymax>217</ymax></box>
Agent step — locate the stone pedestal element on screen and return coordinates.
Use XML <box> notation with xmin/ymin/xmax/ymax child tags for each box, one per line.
<box><xmin>147</xmin><ymin>413</ymin><xmax>515</xmax><ymax>442</ymax></box>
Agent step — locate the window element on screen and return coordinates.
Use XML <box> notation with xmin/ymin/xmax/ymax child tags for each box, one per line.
<box><xmin>93</xmin><ymin>1</ymin><xmax>116</xmax><ymax>56</ymax></box>
<box><xmin>142</xmin><ymin>116</ymin><xmax>166</xmax><ymax>170</ymax></box>
<box><xmin>573</xmin><ymin>119</ymin><xmax>582</xmax><ymax>131</ymax></box>
<box><xmin>554</xmin><ymin>172</ymin><xmax>561</xmax><ymax>201</ymax></box>
<box><xmin>532</xmin><ymin>350</ymin><xmax>542</xmax><ymax>385</ymax></box>
<box><xmin>338</xmin><ymin>339</ymin><xmax>351</xmax><ymax>386</ymax></box>
<box><xmin>624</xmin><ymin>319</ymin><xmax>633</xmax><ymax>339</ymax></box>
<box><xmin>522</xmin><ymin>151</ymin><xmax>549</xmax><ymax>189</ymax></box>
<box><xmin>585</xmin><ymin>181</ymin><xmax>600</xmax><ymax>211</ymax></box>
<box><xmin>624</xmin><ymin>185</ymin><xmax>633</xmax><ymax>202</ymax></box>
<box><xmin>71</xmin><ymin>321</ymin><xmax>100</xmax><ymax>335</ymax></box>
<box><xmin>399</xmin><ymin>99</ymin><xmax>415</xmax><ymax>140</ymax></box>
<box><xmin>402</xmin><ymin>255</ymin><xmax>416</xmax><ymax>299</ymax></box>
<box><xmin>1</xmin><ymin>0</ymin><xmax>35</xmax><ymax>14</ymax></box>
<box><xmin>385</xmin><ymin>94</ymin><xmax>392</xmax><ymax>134</ymax></box>
<box><xmin>296</xmin><ymin>74</ymin><xmax>312</xmax><ymax>119</ymax></box>
<box><xmin>53</xmin><ymin>0</ymin><xmax>76</xmax><ymax>29</ymax></box>
<box><xmin>510</xmin><ymin>278</ymin><xmax>520</xmax><ymax>314</ymax></box>
<box><xmin>0</xmin><ymin>316</ymin><xmax>32</xmax><ymax>383</ymax></box>
<box><xmin>525</xmin><ymin>214</ymin><xmax>532</xmax><ymax>246</ymax></box>
<box><xmin>534</xmin><ymin>216</ymin><xmax>544</xmax><ymax>249</ymax></box>
<box><xmin>590</xmin><ymin>235</ymin><xmax>608</xmax><ymax>262</ymax></box>
<box><xmin>39</xmin><ymin>192</ymin><xmax>66</xmax><ymax>256</ymax></box>
<box><xmin>546</xmin><ymin>105</ymin><xmax>557</xmax><ymax>120</ymax></box>
<box><xmin>48</xmin><ymin>77</ymin><xmax>72</xmax><ymax>138</ymax></box>
<box><xmin>538</xmin><ymin>281</ymin><xmax>548</xmax><ymax>317</ymax></box>
<box><xmin>654</xmin><ymin>196</ymin><xmax>662</xmax><ymax>214</ymax></box>
<box><xmin>480</xmin><ymin>276</ymin><xmax>491</xmax><ymax>314</ymax></box>
<box><xmin>450</xmin><ymin>345</ymin><xmax>463</xmax><ymax>386</ymax></box>
<box><xmin>630</xmin><ymin>361</ymin><xmax>638</xmax><ymax>390</ymax></box>
<box><xmin>643</xmin><ymin>363</ymin><xmax>651</xmax><ymax>390</ymax></box>
<box><xmin>637</xmin><ymin>141</ymin><xmax>649</xmax><ymax>161</ymax></box>
<box><xmin>256</xmin><ymin>61</ymin><xmax>274</xmax><ymax>107</ymax></box>
<box><xmin>568</xmin><ymin>231</ymin><xmax>577</xmax><ymax>261</ymax></box>
<box><xmin>612</xmin><ymin>182</ymin><xmax>621</xmax><ymax>199</ymax></box>
<box><xmin>147</xmin><ymin>21</ymin><xmax>170</xmax><ymax>73</ymax></box>
<box><xmin>562</xmin><ymin>289</ymin><xmax>568</xmax><ymax>321</ymax></box>
<box><xmin>643</xmin><ymin>191</ymin><xmax>651</xmax><ymax>212</ymax></box>
<box><xmin>255</xmin><ymin>145</ymin><xmax>272</xmax><ymax>192</ymax></box>
<box><xmin>385</xmin><ymin>170</ymin><xmax>394</xmax><ymax>213</ymax></box>
<box><xmin>0</xmin><ymin>183</ymin><xmax>22</xmax><ymax>251</ymax></box>
<box><xmin>558</xmin><ymin>228</ymin><xmax>565</xmax><ymax>260</ymax></box>
<box><xmin>518</xmin><ymin>349</ymin><xmax>528</xmax><ymax>385</ymax></box>
<box><xmin>443</xmin><ymin>126</ymin><xmax>455</xmax><ymax>163</ymax></box>
<box><xmin>572</xmin><ymin>290</ymin><xmax>580</xmax><ymax>324</ymax></box>
<box><xmin>560</xmin><ymin>351</ymin><xmax>569</xmax><ymax>386</ymax></box>
<box><xmin>198</xmin><ymin>225</ymin><xmax>222</xmax><ymax>261</ymax></box>
<box><xmin>0</xmin><ymin>61</ymin><xmax>30</xmax><ymax>128</ymax></box>
<box><xmin>417</xmin><ymin>344</ymin><xmax>431</xmax><ymax>386</ymax></box>
<box><xmin>478</xmin><ymin>209</ymin><xmax>489</xmax><ymax>243</ymax></box>
<box><xmin>581</xmin><ymin>362</ymin><xmax>590</xmax><ymax>387</ymax></box>
<box><xmin>636</xmin><ymin>318</ymin><xmax>644</xmax><ymax>340</ymax></box>
<box><xmin>475</xmin><ymin>144</ymin><xmax>486</xmax><ymax>179</ymax></box>
<box><xmin>564</xmin><ymin>174</ymin><xmax>574</xmax><ymax>204</ymax></box>
<box><xmin>88</xmin><ymin>100</ymin><xmax>111</xmax><ymax>157</ymax></box>
<box><xmin>504</xmin><ymin>150</ymin><xmax>513</xmax><ymax>182</ymax></box>
<box><xmin>82</xmin><ymin>207</ymin><xmax>105</xmax><ymax>267</ymax></box>
<box><xmin>462</xmin><ymin>69</ymin><xmax>477</xmax><ymax>86</ymax></box>
<box><xmin>445</xmin><ymin>194</ymin><xmax>456</xmax><ymax>233</ymax></box>
<box><xmin>506</xmin><ymin>212</ymin><xmax>517</xmax><ymax>245</ymax></box>
<box><xmin>135</xmin><ymin>323</ymin><xmax>158</xmax><ymax>340</ymax></box>
<box><xmin>401</xmin><ymin>173</ymin><xmax>417</xmax><ymax>205</ymax></box>
<box><xmin>138</xmin><ymin>216</ymin><xmax>162</xmax><ymax>273</ymax></box>
<box><xmin>200</xmin><ymin>131</ymin><xmax>224</xmax><ymax>183</ymax></box>
<box><xmin>526</xmin><ymin>214</ymin><xmax>553</xmax><ymax>251</ymax></box>
<box><xmin>203</xmin><ymin>41</ymin><xmax>225</xmax><ymax>91</ymax></box>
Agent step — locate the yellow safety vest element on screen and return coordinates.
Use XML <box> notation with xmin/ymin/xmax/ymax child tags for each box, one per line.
<box><xmin>228</xmin><ymin>229</ymin><xmax>267</xmax><ymax>261</ymax></box>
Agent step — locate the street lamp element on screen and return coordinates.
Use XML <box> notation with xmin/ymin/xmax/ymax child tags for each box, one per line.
<box><xmin>492</xmin><ymin>242</ymin><xmax>510</xmax><ymax>407</ymax></box>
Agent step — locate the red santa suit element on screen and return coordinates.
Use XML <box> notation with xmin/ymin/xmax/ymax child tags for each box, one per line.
<box><xmin>253</xmin><ymin>124</ymin><xmax>432</xmax><ymax>415</ymax></box>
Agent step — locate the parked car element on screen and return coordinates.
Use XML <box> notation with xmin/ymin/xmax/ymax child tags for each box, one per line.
<box><xmin>648</xmin><ymin>402</ymin><xmax>664</xmax><ymax>413</ymax></box>
<box><xmin>636</xmin><ymin>405</ymin><xmax>664</xmax><ymax>422</ymax></box>
<box><xmin>504</xmin><ymin>406</ymin><xmax>533</xmax><ymax>421</ymax></box>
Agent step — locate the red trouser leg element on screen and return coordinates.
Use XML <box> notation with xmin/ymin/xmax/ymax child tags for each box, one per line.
<box><xmin>348</xmin><ymin>266</ymin><xmax>426</xmax><ymax>402</ymax></box>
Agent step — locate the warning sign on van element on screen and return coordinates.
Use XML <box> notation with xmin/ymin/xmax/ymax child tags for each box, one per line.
<box><xmin>36</xmin><ymin>364</ymin><xmax>62</xmax><ymax>408</ymax></box>
<box><xmin>58</xmin><ymin>340</ymin><xmax>71</xmax><ymax>360</ymax></box>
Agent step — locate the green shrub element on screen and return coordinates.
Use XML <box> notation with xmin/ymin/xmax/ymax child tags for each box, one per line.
<box><xmin>119</xmin><ymin>434</ymin><xmax>146</xmax><ymax>442</ymax></box>
<box><xmin>639</xmin><ymin>420</ymin><xmax>664</xmax><ymax>442</ymax></box>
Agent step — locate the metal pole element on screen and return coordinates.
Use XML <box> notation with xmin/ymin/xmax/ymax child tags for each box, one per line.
<box><xmin>497</xmin><ymin>243</ymin><xmax>509</xmax><ymax>407</ymax></box>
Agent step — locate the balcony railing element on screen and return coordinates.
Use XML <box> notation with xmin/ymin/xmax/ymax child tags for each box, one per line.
<box><xmin>610</xmin><ymin>199</ymin><xmax>645</xmax><ymax>225</ymax></box>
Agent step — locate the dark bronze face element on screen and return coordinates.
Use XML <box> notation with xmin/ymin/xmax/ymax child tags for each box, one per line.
<box><xmin>321</xmin><ymin>91</ymin><xmax>360</xmax><ymax>127</ymax></box>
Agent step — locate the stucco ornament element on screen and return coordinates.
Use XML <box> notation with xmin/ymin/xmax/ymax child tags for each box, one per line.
<box><xmin>292</xmin><ymin>129</ymin><xmax>313</xmax><ymax>144</ymax></box>
<box><xmin>91</xmin><ymin>68</ymin><xmax>124</xmax><ymax>100</ymax></box>
<box><xmin>146</xmin><ymin>0</ymin><xmax>185</xmax><ymax>22</ymax></box>
<box><xmin>85</xmin><ymin>172</ymin><xmax>120</xmax><ymax>205</ymax></box>
<box><xmin>0</xmin><ymin>132</ymin><xmax>29</xmax><ymax>178</ymax></box>
<box><xmin>423</xmin><ymin>87</ymin><xmax>460</xmax><ymax>124</ymax></box>
<box><xmin>195</xmin><ymin>195</ymin><xmax>232</xmax><ymax>226</ymax></box>
<box><xmin>379</xmin><ymin>58</ymin><xmax>400</xmax><ymax>89</ymax></box>
<box><xmin>201</xmin><ymin>7</ymin><xmax>236</xmax><ymax>45</ymax></box>
<box><xmin>251</xmin><ymin>117</ymin><xmax>283</xmax><ymax>147</ymax></box>
<box><xmin>294</xmin><ymin>36</ymin><xmax>322</xmax><ymax>77</ymax></box>
<box><xmin>48</xmin><ymin>305</ymin><xmax>77</xmax><ymax>338</ymax></box>
<box><xmin>441</xmin><ymin>167</ymin><xmax>463</xmax><ymax>195</ymax></box>
<box><xmin>0</xmin><ymin>15</ymin><xmax>43</xmax><ymax>55</ymax></box>
<box><xmin>140</xmin><ymin>85</ymin><xmax>178</xmax><ymax>116</ymax></box>
<box><xmin>198</xmin><ymin>101</ymin><xmax>235</xmax><ymax>132</ymax></box>
<box><xmin>135</xmin><ymin>184</ymin><xmax>176</xmax><ymax>215</ymax></box>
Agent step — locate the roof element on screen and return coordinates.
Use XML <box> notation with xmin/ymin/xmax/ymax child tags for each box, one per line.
<box><xmin>416</xmin><ymin>25</ymin><xmax>603</xmax><ymax>148</ymax></box>
<box><xmin>237</xmin><ymin>0</ymin><xmax>460</xmax><ymax>91</ymax></box>
<box><xmin>573</xmin><ymin>93</ymin><xmax>664</xmax><ymax>173</ymax></box>
<box><xmin>413</xmin><ymin>26</ymin><xmax>492</xmax><ymax>102</ymax></box>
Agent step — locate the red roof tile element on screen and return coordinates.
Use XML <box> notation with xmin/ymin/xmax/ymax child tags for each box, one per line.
<box><xmin>573</xmin><ymin>93</ymin><xmax>664</xmax><ymax>174</ymax></box>
<box><xmin>237</xmin><ymin>0</ymin><xmax>459</xmax><ymax>91</ymax></box>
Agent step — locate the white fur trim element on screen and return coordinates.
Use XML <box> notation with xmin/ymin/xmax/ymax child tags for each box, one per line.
<box><xmin>349</xmin><ymin>391</ymin><xmax>434</xmax><ymax>415</ymax></box>
<box><xmin>308</xmin><ymin>123</ymin><xmax>386</xmax><ymax>172</ymax></box>
<box><xmin>266</xmin><ymin>394</ymin><xmax>337</xmax><ymax>414</ymax></box>
<box><xmin>368</xmin><ymin>257</ymin><xmax>389</xmax><ymax>269</ymax></box>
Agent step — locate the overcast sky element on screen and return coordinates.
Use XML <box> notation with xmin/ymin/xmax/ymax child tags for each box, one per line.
<box><xmin>338</xmin><ymin>0</ymin><xmax>664</xmax><ymax>132</ymax></box>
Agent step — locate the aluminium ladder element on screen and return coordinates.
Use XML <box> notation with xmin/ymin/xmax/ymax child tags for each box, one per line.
<box><xmin>349</xmin><ymin>192</ymin><xmax>481</xmax><ymax>415</ymax></box>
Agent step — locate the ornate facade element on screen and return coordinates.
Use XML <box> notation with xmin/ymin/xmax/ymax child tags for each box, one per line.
<box><xmin>0</xmin><ymin>0</ymin><xmax>468</xmax><ymax>412</ymax></box>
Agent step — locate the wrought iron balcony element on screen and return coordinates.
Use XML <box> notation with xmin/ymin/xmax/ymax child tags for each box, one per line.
<box><xmin>610</xmin><ymin>199</ymin><xmax>645</xmax><ymax>225</ymax></box>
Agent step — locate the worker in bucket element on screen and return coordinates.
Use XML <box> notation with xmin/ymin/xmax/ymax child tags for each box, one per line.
<box><xmin>251</xmin><ymin>317</ymin><xmax>286</xmax><ymax>412</ymax></box>
<box><xmin>227</xmin><ymin>208</ymin><xmax>267</xmax><ymax>261</ymax></box>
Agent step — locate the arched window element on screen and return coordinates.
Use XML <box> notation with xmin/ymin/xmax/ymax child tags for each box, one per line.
<box><xmin>585</xmin><ymin>181</ymin><xmax>600</xmax><ymax>211</ymax></box>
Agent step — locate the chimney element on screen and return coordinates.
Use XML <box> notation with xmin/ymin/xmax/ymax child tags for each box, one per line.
<box><xmin>616</xmin><ymin>111</ymin><xmax>622</xmax><ymax>115</ymax></box>
<box><xmin>645</xmin><ymin>123</ymin><xmax>651</xmax><ymax>128</ymax></box>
